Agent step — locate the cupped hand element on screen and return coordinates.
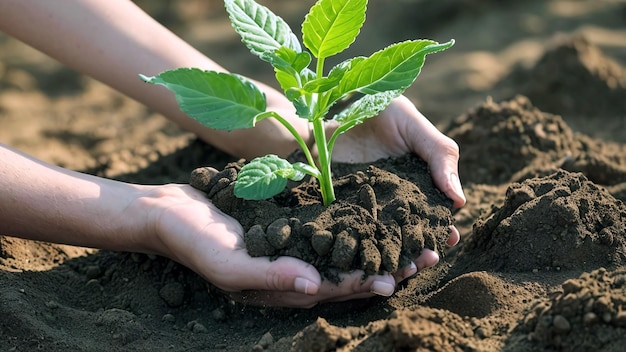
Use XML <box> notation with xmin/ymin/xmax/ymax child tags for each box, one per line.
<box><xmin>329</xmin><ymin>95</ymin><xmax>466</xmax><ymax>265</ymax></box>
<box><xmin>330</xmin><ymin>95</ymin><xmax>465</xmax><ymax>208</ymax></box>
<box><xmin>140</xmin><ymin>184</ymin><xmax>417</xmax><ymax>308</ymax></box>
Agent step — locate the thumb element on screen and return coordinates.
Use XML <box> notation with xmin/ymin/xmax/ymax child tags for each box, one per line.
<box><xmin>219</xmin><ymin>253</ymin><xmax>322</xmax><ymax>295</ymax></box>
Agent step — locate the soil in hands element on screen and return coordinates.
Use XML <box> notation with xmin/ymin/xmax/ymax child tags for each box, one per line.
<box><xmin>189</xmin><ymin>154</ymin><xmax>454</xmax><ymax>281</ymax></box>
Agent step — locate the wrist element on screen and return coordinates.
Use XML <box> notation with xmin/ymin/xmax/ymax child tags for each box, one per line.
<box><xmin>122</xmin><ymin>184</ymin><xmax>182</xmax><ymax>256</ymax></box>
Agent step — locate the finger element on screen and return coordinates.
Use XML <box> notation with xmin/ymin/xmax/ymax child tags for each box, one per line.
<box><xmin>415</xmin><ymin>249</ymin><xmax>439</xmax><ymax>271</ymax></box>
<box><xmin>320</xmin><ymin>271</ymin><xmax>397</xmax><ymax>303</ymax></box>
<box><xmin>424</xmin><ymin>141</ymin><xmax>466</xmax><ymax>209</ymax></box>
<box><xmin>386</xmin><ymin>249</ymin><xmax>438</xmax><ymax>278</ymax></box>
<box><xmin>403</xmin><ymin>106</ymin><xmax>466</xmax><ymax>208</ymax></box>
<box><xmin>448</xmin><ymin>225</ymin><xmax>460</xmax><ymax>247</ymax></box>
<box><xmin>214</xmin><ymin>253</ymin><xmax>322</xmax><ymax>296</ymax></box>
<box><xmin>391</xmin><ymin>261</ymin><xmax>417</xmax><ymax>283</ymax></box>
<box><xmin>229</xmin><ymin>270</ymin><xmax>397</xmax><ymax>308</ymax></box>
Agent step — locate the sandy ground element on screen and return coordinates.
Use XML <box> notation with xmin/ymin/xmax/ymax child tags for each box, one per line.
<box><xmin>1</xmin><ymin>1</ymin><xmax>625</xmax><ymax>351</ymax></box>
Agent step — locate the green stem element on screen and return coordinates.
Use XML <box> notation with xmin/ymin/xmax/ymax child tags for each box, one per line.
<box><xmin>256</xmin><ymin>111</ymin><xmax>316</xmax><ymax>169</ymax></box>
<box><xmin>312</xmin><ymin>117</ymin><xmax>335</xmax><ymax>206</ymax></box>
<box><xmin>316</xmin><ymin>57</ymin><xmax>325</xmax><ymax>79</ymax></box>
<box><xmin>311</xmin><ymin>57</ymin><xmax>335</xmax><ymax>205</ymax></box>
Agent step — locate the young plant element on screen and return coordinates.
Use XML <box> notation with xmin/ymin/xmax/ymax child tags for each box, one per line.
<box><xmin>140</xmin><ymin>0</ymin><xmax>453</xmax><ymax>206</ymax></box>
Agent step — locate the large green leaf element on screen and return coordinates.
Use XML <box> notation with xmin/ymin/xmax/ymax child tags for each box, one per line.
<box><xmin>302</xmin><ymin>0</ymin><xmax>367</xmax><ymax>59</ymax></box>
<box><xmin>234</xmin><ymin>155</ymin><xmax>302</xmax><ymax>200</ymax></box>
<box><xmin>225</xmin><ymin>0</ymin><xmax>301</xmax><ymax>57</ymax></box>
<box><xmin>140</xmin><ymin>68</ymin><xmax>266</xmax><ymax>131</ymax></box>
<box><xmin>336</xmin><ymin>39</ymin><xmax>454</xmax><ymax>97</ymax></box>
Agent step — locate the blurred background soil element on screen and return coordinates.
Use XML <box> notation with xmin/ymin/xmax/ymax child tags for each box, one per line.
<box><xmin>1</xmin><ymin>1</ymin><xmax>625</xmax><ymax>351</ymax></box>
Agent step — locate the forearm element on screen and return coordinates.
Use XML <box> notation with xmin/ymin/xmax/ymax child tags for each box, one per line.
<box><xmin>0</xmin><ymin>0</ymin><xmax>308</xmax><ymax>159</ymax></box>
<box><xmin>0</xmin><ymin>144</ymin><xmax>151</xmax><ymax>252</ymax></box>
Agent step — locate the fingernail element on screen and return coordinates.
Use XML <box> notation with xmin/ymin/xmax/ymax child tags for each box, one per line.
<box><xmin>450</xmin><ymin>173</ymin><xmax>466</xmax><ymax>203</ymax></box>
<box><xmin>371</xmin><ymin>281</ymin><xmax>394</xmax><ymax>296</ymax></box>
<box><xmin>295</xmin><ymin>277</ymin><xmax>318</xmax><ymax>295</ymax></box>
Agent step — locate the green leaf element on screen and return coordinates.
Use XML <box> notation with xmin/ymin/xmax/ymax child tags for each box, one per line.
<box><xmin>302</xmin><ymin>0</ymin><xmax>367</xmax><ymax>59</ymax></box>
<box><xmin>302</xmin><ymin>76</ymin><xmax>340</xmax><ymax>93</ymax></box>
<box><xmin>285</xmin><ymin>93</ymin><xmax>314</xmax><ymax>119</ymax></box>
<box><xmin>261</xmin><ymin>47</ymin><xmax>312</xmax><ymax>92</ymax></box>
<box><xmin>334</xmin><ymin>89</ymin><xmax>401</xmax><ymax>126</ymax></box>
<box><xmin>301</xmin><ymin>56</ymin><xmax>358</xmax><ymax>93</ymax></box>
<box><xmin>261</xmin><ymin>47</ymin><xmax>311</xmax><ymax>74</ymax></box>
<box><xmin>234</xmin><ymin>155</ymin><xmax>296</xmax><ymax>200</ymax></box>
<box><xmin>225</xmin><ymin>0</ymin><xmax>301</xmax><ymax>57</ymax></box>
<box><xmin>328</xmin><ymin>90</ymin><xmax>402</xmax><ymax>154</ymax></box>
<box><xmin>336</xmin><ymin>39</ymin><xmax>454</xmax><ymax>97</ymax></box>
<box><xmin>140</xmin><ymin>68</ymin><xmax>266</xmax><ymax>131</ymax></box>
<box><xmin>292</xmin><ymin>162</ymin><xmax>321</xmax><ymax>178</ymax></box>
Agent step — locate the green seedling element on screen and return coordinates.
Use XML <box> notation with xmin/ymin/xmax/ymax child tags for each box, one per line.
<box><xmin>141</xmin><ymin>0</ymin><xmax>453</xmax><ymax>206</ymax></box>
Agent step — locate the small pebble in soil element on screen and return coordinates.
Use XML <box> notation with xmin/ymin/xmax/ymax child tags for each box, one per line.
<box><xmin>85</xmin><ymin>265</ymin><xmax>102</xmax><ymax>279</ymax></box>
<box><xmin>186</xmin><ymin>320</ymin><xmax>208</xmax><ymax>334</ymax></box>
<box><xmin>162</xmin><ymin>314</ymin><xmax>176</xmax><ymax>323</ymax></box>
<box><xmin>159</xmin><ymin>282</ymin><xmax>185</xmax><ymax>307</ymax></box>
<box><xmin>211</xmin><ymin>307</ymin><xmax>226</xmax><ymax>322</ymax></box>
<box><xmin>45</xmin><ymin>300</ymin><xmax>59</xmax><ymax>309</ymax></box>
<box><xmin>254</xmin><ymin>331</ymin><xmax>274</xmax><ymax>349</ymax></box>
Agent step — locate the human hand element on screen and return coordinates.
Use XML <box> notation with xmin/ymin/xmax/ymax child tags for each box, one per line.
<box><xmin>329</xmin><ymin>95</ymin><xmax>466</xmax><ymax>264</ymax></box>
<box><xmin>139</xmin><ymin>184</ymin><xmax>417</xmax><ymax>308</ymax></box>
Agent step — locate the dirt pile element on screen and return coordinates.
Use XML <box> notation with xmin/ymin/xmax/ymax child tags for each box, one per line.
<box><xmin>458</xmin><ymin>170</ymin><xmax>626</xmax><ymax>273</ymax></box>
<box><xmin>524</xmin><ymin>267</ymin><xmax>626</xmax><ymax>351</ymax></box>
<box><xmin>518</xmin><ymin>35</ymin><xmax>626</xmax><ymax>119</ymax></box>
<box><xmin>446</xmin><ymin>95</ymin><xmax>626</xmax><ymax>195</ymax></box>
<box><xmin>446</xmin><ymin>95</ymin><xmax>582</xmax><ymax>185</ymax></box>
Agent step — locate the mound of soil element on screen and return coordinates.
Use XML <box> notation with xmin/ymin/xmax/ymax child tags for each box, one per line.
<box><xmin>524</xmin><ymin>267</ymin><xmax>626</xmax><ymax>350</ymax></box>
<box><xmin>189</xmin><ymin>154</ymin><xmax>454</xmax><ymax>278</ymax></box>
<box><xmin>457</xmin><ymin>170</ymin><xmax>626</xmax><ymax>273</ymax></box>
<box><xmin>518</xmin><ymin>35</ymin><xmax>626</xmax><ymax>119</ymax></box>
<box><xmin>447</xmin><ymin>95</ymin><xmax>626</xmax><ymax>188</ymax></box>
<box><xmin>446</xmin><ymin>95</ymin><xmax>582</xmax><ymax>185</ymax></box>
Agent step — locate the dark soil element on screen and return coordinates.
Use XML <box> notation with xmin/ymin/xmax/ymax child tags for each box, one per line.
<box><xmin>1</xmin><ymin>1</ymin><xmax>626</xmax><ymax>351</ymax></box>
<box><xmin>189</xmin><ymin>154</ymin><xmax>453</xmax><ymax>279</ymax></box>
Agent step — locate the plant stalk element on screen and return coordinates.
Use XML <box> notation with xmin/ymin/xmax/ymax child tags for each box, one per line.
<box><xmin>258</xmin><ymin>111</ymin><xmax>316</xmax><ymax>168</ymax></box>
<box><xmin>312</xmin><ymin>117</ymin><xmax>335</xmax><ymax>206</ymax></box>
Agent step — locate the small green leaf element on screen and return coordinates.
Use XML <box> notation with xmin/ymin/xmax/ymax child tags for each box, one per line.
<box><xmin>301</xmin><ymin>57</ymin><xmax>356</xmax><ymax>93</ymax></box>
<box><xmin>225</xmin><ymin>0</ymin><xmax>301</xmax><ymax>57</ymax></box>
<box><xmin>302</xmin><ymin>76</ymin><xmax>340</xmax><ymax>93</ymax></box>
<box><xmin>328</xmin><ymin>90</ymin><xmax>402</xmax><ymax>154</ymax></box>
<box><xmin>334</xmin><ymin>89</ymin><xmax>401</xmax><ymax>126</ymax></box>
<box><xmin>292</xmin><ymin>162</ymin><xmax>321</xmax><ymax>178</ymax></box>
<box><xmin>140</xmin><ymin>68</ymin><xmax>266</xmax><ymax>131</ymax></box>
<box><xmin>261</xmin><ymin>47</ymin><xmax>311</xmax><ymax>74</ymax></box>
<box><xmin>234</xmin><ymin>155</ymin><xmax>296</xmax><ymax>200</ymax></box>
<box><xmin>262</xmin><ymin>47</ymin><xmax>313</xmax><ymax>93</ymax></box>
<box><xmin>336</xmin><ymin>39</ymin><xmax>454</xmax><ymax>97</ymax></box>
<box><xmin>302</xmin><ymin>0</ymin><xmax>367</xmax><ymax>59</ymax></box>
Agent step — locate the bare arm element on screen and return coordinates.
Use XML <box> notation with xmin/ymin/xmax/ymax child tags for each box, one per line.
<box><xmin>0</xmin><ymin>0</ymin><xmax>310</xmax><ymax>159</ymax></box>
<box><xmin>0</xmin><ymin>143</ymin><xmax>152</xmax><ymax>251</ymax></box>
<box><xmin>1</xmin><ymin>143</ymin><xmax>414</xmax><ymax>306</ymax></box>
